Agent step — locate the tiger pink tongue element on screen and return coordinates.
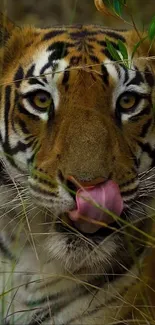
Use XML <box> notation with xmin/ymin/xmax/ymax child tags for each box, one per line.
<box><xmin>68</xmin><ymin>180</ymin><xmax>123</xmax><ymax>234</ymax></box>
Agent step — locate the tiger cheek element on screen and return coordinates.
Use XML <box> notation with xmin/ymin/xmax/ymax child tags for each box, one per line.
<box><xmin>13</xmin><ymin>111</ymin><xmax>42</xmax><ymax>139</ymax></box>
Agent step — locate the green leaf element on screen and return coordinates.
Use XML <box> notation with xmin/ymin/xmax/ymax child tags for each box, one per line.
<box><xmin>113</xmin><ymin>0</ymin><xmax>122</xmax><ymax>16</ymax></box>
<box><xmin>106</xmin><ymin>38</ymin><xmax>121</xmax><ymax>61</ymax></box>
<box><xmin>148</xmin><ymin>16</ymin><xmax>155</xmax><ymax>41</ymax></box>
<box><xmin>118</xmin><ymin>39</ymin><xmax>128</xmax><ymax>61</ymax></box>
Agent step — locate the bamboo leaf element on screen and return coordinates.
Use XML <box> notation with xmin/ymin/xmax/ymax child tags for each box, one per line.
<box><xmin>113</xmin><ymin>0</ymin><xmax>122</xmax><ymax>16</ymax></box>
<box><xmin>118</xmin><ymin>39</ymin><xmax>128</xmax><ymax>61</ymax></box>
<box><xmin>148</xmin><ymin>16</ymin><xmax>155</xmax><ymax>41</ymax></box>
<box><xmin>106</xmin><ymin>38</ymin><xmax>122</xmax><ymax>61</ymax></box>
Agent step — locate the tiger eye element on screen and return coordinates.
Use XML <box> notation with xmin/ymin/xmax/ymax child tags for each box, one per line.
<box><xmin>119</xmin><ymin>94</ymin><xmax>136</xmax><ymax>110</ymax></box>
<box><xmin>33</xmin><ymin>92</ymin><xmax>52</xmax><ymax>109</ymax></box>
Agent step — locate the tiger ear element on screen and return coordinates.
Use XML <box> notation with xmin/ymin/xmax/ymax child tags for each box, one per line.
<box><xmin>0</xmin><ymin>12</ymin><xmax>17</xmax><ymax>46</ymax></box>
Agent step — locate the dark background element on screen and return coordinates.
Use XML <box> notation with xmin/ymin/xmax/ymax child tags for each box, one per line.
<box><xmin>0</xmin><ymin>0</ymin><xmax>154</xmax><ymax>29</ymax></box>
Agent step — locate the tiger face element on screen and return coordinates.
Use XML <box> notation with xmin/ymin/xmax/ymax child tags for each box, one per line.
<box><xmin>0</xmin><ymin>22</ymin><xmax>155</xmax><ymax>274</ymax></box>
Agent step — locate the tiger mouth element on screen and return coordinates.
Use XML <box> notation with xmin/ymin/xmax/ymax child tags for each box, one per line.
<box><xmin>29</xmin><ymin>166</ymin><xmax>155</xmax><ymax>237</ymax></box>
<box><xmin>60</xmin><ymin>211</ymin><xmax>124</xmax><ymax>239</ymax></box>
<box><xmin>63</xmin><ymin>180</ymin><xmax>124</xmax><ymax>235</ymax></box>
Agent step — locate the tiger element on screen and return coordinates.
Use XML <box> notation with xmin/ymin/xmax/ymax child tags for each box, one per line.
<box><xmin>0</xmin><ymin>6</ymin><xmax>155</xmax><ymax>325</ymax></box>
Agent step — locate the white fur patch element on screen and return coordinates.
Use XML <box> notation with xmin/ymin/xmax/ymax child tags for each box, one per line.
<box><xmin>20</xmin><ymin>52</ymin><xmax>69</xmax><ymax>117</ymax></box>
<box><xmin>53</xmin><ymin>58</ymin><xmax>69</xmax><ymax>83</ymax></box>
<box><xmin>104</xmin><ymin>58</ymin><xmax>119</xmax><ymax>82</ymax></box>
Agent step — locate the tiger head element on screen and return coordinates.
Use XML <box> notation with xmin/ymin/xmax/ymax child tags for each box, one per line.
<box><xmin>0</xmin><ymin>15</ymin><xmax>155</xmax><ymax>273</ymax></box>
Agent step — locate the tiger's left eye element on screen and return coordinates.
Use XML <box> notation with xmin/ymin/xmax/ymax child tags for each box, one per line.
<box><xmin>117</xmin><ymin>92</ymin><xmax>138</xmax><ymax>110</ymax></box>
<box><xmin>30</xmin><ymin>91</ymin><xmax>52</xmax><ymax>109</ymax></box>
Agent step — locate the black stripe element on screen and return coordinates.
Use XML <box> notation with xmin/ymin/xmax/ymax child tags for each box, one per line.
<box><xmin>26</xmin><ymin>64</ymin><xmax>35</xmax><ymax>79</ymax></box>
<box><xmin>14</xmin><ymin>66</ymin><xmax>24</xmax><ymax>88</ymax></box>
<box><xmin>9</xmin><ymin>141</ymin><xmax>27</xmax><ymax>154</ymax></box>
<box><xmin>1</xmin><ymin>145</ymin><xmax>24</xmax><ymax>171</ymax></box>
<box><xmin>42</xmin><ymin>29</ymin><xmax>65</xmax><ymax>41</ymax></box>
<box><xmin>89</xmin><ymin>55</ymin><xmax>99</xmax><ymax>63</ymax></box>
<box><xmin>47</xmin><ymin>41</ymin><xmax>74</xmax><ymax>60</ymax></box>
<box><xmin>129</xmin><ymin>105</ymin><xmax>151</xmax><ymax>121</ymax></box>
<box><xmin>27</xmin><ymin>152</ymin><xmax>36</xmax><ymax>164</ymax></box>
<box><xmin>101</xmin><ymin>64</ymin><xmax>109</xmax><ymax>86</ymax></box>
<box><xmin>2</xmin><ymin>86</ymin><xmax>16</xmax><ymax>167</ymax></box>
<box><xmin>32</xmin><ymin>174</ymin><xmax>55</xmax><ymax>187</ymax></box>
<box><xmin>138</xmin><ymin>141</ymin><xmax>154</xmax><ymax>158</ymax></box>
<box><xmin>11</xmin><ymin>89</ymin><xmax>20</xmax><ymax>134</ymax></box>
<box><xmin>25</xmin><ymin>135</ymin><xmax>35</xmax><ymax>141</ymax></box>
<box><xmin>30</xmin><ymin>183</ymin><xmax>58</xmax><ymax>197</ymax></box>
<box><xmin>114</xmin><ymin>64</ymin><xmax>121</xmax><ymax>78</ymax></box>
<box><xmin>25</xmin><ymin>41</ymin><xmax>33</xmax><ymax>48</ymax></box>
<box><xmin>120</xmin><ymin>64</ymin><xmax>129</xmax><ymax>84</ymax></box>
<box><xmin>4</xmin><ymin>85</ymin><xmax>11</xmax><ymax>141</ymax></box>
<box><xmin>97</xmin><ymin>39</ymin><xmax>107</xmax><ymax>47</ymax></box>
<box><xmin>145</xmin><ymin>66</ymin><xmax>154</xmax><ymax>87</ymax></box>
<box><xmin>139</xmin><ymin>118</ymin><xmax>152</xmax><ymax>137</ymax></box>
<box><xmin>88</xmin><ymin>37</ymin><xmax>96</xmax><ymax>42</ymax></box>
<box><xmin>66</xmin><ymin>270</ymin><xmax>141</xmax><ymax>325</ymax></box>
<box><xmin>100</xmin><ymin>30</ymin><xmax>126</xmax><ymax>42</ymax></box>
<box><xmin>70</xmin><ymin>30</ymin><xmax>97</xmax><ymax>39</ymax></box>
<box><xmin>62</xmin><ymin>69</ymin><xmax>70</xmax><ymax>86</ymax></box>
<box><xmin>119</xmin><ymin>176</ymin><xmax>138</xmax><ymax>188</ymax></box>
<box><xmin>40</xmin><ymin>62</ymin><xmax>51</xmax><ymax>76</ymax></box>
<box><xmin>121</xmin><ymin>186</ymin><xmax>138</xmax><ymax>197</ymax></box>
<box><xmin>74</xmin><ymin>285</ymin><xmax>134</xmax><ymax>322</ymax></box>
<box><xmin>42</xmin><ymin>76</ymin><xmax>48</xmax><ymax>84</ymax></box>
<box><xmin>17</xmin><ymin>118</ymin><xmax>30</xmax><ymax>134</ymax></box>
<box><xmin>18</xmin><ymin>103</ymin><xmax>40</xmax><ymax>121</ymax></box>
<box><xmin>137</xmin><ymin>141</ymin><xmax>155</xmax><ymax>168</ymax></box>
<box><xmin>26</xmin><ymin>280</ymin><xmax>63</xmax><ymax>306</ymax></box>
<box><xmin>26</xmin><ymin>139</ymin><xmax>36</xmax><ymax>149</ymax></box>
<box><xmin>27</xmin><ymin>287</ymin><xmax>89</xmax><ymax>325</ymax></box>
<box><xmin>48</xmin><ymin>100</ymin><xmax>55</xmax><ymax>123</ymax></box>
<box><xmin>69</xmin><ymin>28</ymin><xmax>118</xmax><ymax>39</ymax></box>
<box><xmin>28</xmin><ymin>78</ymin><xmax>45</xmax><ymax>87</ymax></box>
<box><xmin>70</xmin><ymin>56</ymin><xmax>81</xmax><ymax>66</ymax></box>
<box><xmin>0</xmin><ymin>161</ymin><xmax>11</xmax><ymax>185</ymax></box>
<box><xmin>28</xmin><ymin>236</ymin><xmax>145</xmax><ymax>324</ymax></box>
<box><xmin>126</xmin><ymin>70</ymin><xmax>144</xmax><ymax>87</ymax></box>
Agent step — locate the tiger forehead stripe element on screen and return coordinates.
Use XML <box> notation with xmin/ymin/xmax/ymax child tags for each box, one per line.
<box><xmin>14</xmin><ymin>66</ymin><xmax>24</xmax><ymax>88</ymax></box>
<box><xmin>42</xmin><ymin>29</ymin><xmax>65</xmax><ymax>41</ymax></box>
<box><xmin>69</xmin><ymin>27</ymin><xmax>126</xmax><ymax>42</ymax></box>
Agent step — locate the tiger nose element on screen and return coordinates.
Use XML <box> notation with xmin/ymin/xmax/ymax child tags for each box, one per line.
<box><xmin>66</xmin><ymin>176</ymin><xmax>106</xmax><ymax>192</ymax></box>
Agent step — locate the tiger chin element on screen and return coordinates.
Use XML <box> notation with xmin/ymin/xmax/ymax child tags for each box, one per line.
<box><xmin>0</xmin><ymin>12</ymin><xmax>155</xmax><ymax>325</ymax></box>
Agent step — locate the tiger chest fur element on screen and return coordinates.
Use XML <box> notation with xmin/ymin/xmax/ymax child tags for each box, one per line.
<box><xmin>0</xmin><ymin>14</ymin><xmax>155</xmax><ymax>325</ymax></box>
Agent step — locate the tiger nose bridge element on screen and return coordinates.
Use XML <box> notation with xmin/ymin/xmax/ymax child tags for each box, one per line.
<box><xmin>38</xmin><ymin>111</ymin><xmax>111</xmax><ymax>179</ymax></box>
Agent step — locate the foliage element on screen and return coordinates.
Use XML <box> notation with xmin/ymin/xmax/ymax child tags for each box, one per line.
<box><xmin>95</xmin><ymin>0</ymin><xmax>155</xmax><ymax>67</ymax></box>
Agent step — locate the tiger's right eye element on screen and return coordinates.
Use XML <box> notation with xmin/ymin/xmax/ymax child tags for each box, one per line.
<box><xmin>29</xmin><ymin>91</ymin><xmax>52</xmax><ymax>110</ymax></box>
<box><xmin>119</xmin><ymin>94</ymin><xmax>136</xmax><ymax>110</ymax></box>
<box><xmin>116</xmin><ymin>91</ymin><xmax>141</xmax><ymax>112</ymax></box>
